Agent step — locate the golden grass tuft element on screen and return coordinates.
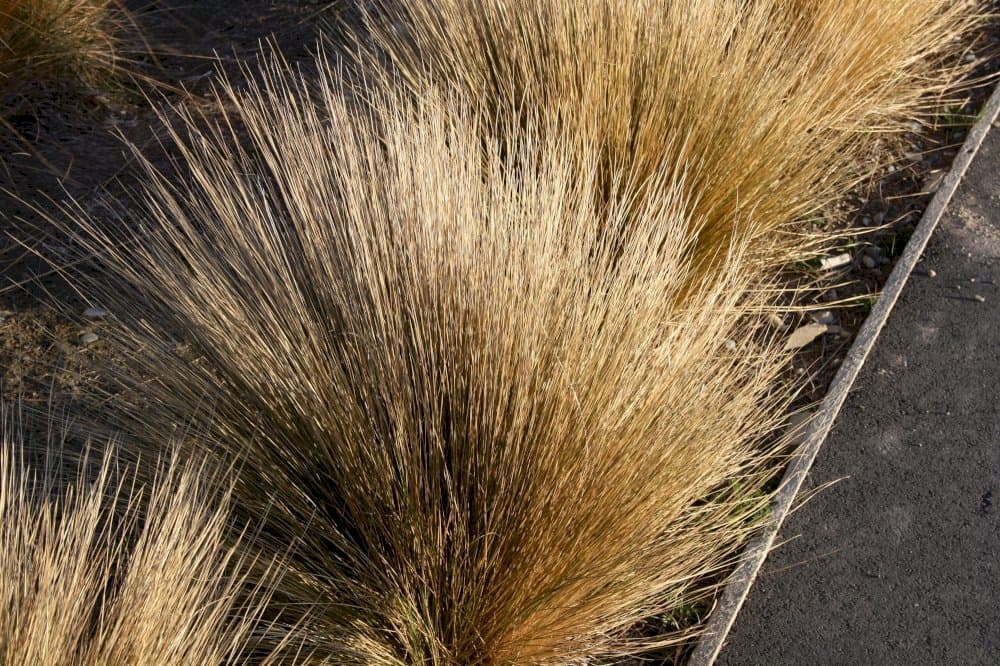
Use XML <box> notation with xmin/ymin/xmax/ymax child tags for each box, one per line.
<box><xmin>56</xmin><ymin>55</ymin><xmax>795</xmax><ymax>663</ymax></box>
<box><xmin>0</xmin><ymin>0</ymin><xmax>121</xmax><ymax>99</ymax></box>
<box><xmin>0</xmin><ymin>428</ymin><xmax>288</xmax><ymax>664</ymax></box>
<box><xmin>41</xmin><ymin>0</ymin><xmax>985</xmax><ymax>661</ymax></box>
<box><xmin>357</xmin><ymin>0</ymin><xmax>982</xmax><ymax>270</ymax></box>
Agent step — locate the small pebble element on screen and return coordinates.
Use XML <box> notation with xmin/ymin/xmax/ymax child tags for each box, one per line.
<box><xmin>965</xmin><ymin>53</ymin><xmax>977</xmax><ymax>63</ymax></box>
<box><xmin>862</xmin><ymin>255</ymin><xmax>877</xmax><ymax>269</ymax></box>
<box><xmin>80</xmin><ymin>332</ymin><xmax>99</xmax><ymax>345</ymax></box>
<box><xmin>83</xmin><ymin>306</ymin><xmax>109</xmax><ymax>319</ymax></box>
<box><xmin>812</xmin><ymin>310</ymin><xmax>837</xmax><ymax>326</ymax></box>
<box><xmin>928</xmin><ymin>269</ymin><xmax>937</xmax><ymax>278</ymax></box>
<box><xmin>820</xmin><ymin>253</ymin><xmax>852</xmax><ymax>270</ymax></box>
<box><xmin>975</xmin><ymin>294</ymin><xmax>986</xmax><ymax>303</ymax></box>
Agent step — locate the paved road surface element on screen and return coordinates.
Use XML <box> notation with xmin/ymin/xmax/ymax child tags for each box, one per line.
<box><xmin>716</xmin><ymin>122</ymin><xmax>1000</xmax><ymax>664</ymax></box>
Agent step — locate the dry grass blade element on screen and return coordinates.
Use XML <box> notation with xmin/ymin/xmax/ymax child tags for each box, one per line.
<box><xmin>356</xmin><ymin>0</ymin><xmax>983</xmax><ymax>272</ymax></box>
<box><xmin>0</xmin><ymin>425</ymin><xmax>292</xmax><ymax>664</ymax></box>
<box><xmin>51</xmin><ymin>53</ymin><xmax>797</xmax><ymax>664</ymax></box>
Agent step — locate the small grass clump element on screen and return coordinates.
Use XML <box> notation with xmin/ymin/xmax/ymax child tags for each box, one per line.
<box><xmin>0</xmin><ymin>0</ymin><xmax>121</xmax><ymax>101</ymax></box>
<box><xmin>56</xmin><ymin>55</ymin><xmax>794</xmax><ymax>663</ymax></box>
<box><xmin>0</xmin><ymin>431</ymin><xmax>287</xmax><ymax>664</ymax></box>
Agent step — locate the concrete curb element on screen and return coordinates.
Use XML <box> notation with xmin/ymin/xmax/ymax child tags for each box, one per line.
<box><xmin>687</xmin><ymin>81</ymin><xmax>1000</xmax><ymax>666</ymax></box>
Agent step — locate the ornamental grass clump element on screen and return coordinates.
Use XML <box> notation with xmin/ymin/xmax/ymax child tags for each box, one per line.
<box><xmin>55</xmin><ymin>55</ymin><xmax>794</xmax><ymax>663</ymax></box>
<box><xmin>0</xmin><ymin>431</ymin><xmax>288</xmax><ymax>664</ymax></box>
<box><xmin>357</xmin><ymin>0</ymin><xmax>981</xmax><ymax>270</ymax></box>
<box><xmin>39</xmin><ymin>0</ymin><xmax>987</xmax><ymax>661</ymax></box>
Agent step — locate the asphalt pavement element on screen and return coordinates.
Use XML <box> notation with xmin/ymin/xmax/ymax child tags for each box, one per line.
<box><xmin>715</xmin><ymin>120</ymin><xmax>1000</xmax><ymax>664</ymax></box>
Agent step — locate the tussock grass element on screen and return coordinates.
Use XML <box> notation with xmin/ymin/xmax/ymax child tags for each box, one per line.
<box><xmin>0</xmin><ymin>429</ymin><xmax>288</xmax><ymax>664</ymax></box>
<box><xmin>357</xmin><ymin>0</ymin><xmax>981</xmax><ymax>270</ymax></box>
<box><xmin>0</xmin><ymin>0</ymin><xmax>121</xmax><ymax>98</ymax></box>
<box><xmin>56</xmin><ymin>56</ymin><xmax>795</xmax><ymax>663</ymax></box>
<box><xmin>40</xmin><ymin>0</ymin><xmax>985</xmax><ymax>662</ymax></box>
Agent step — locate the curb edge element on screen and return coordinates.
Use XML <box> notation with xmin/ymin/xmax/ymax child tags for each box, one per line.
<box><xmin>687</xmin><ymin>81</ymin><xmax>1000</xmax><ymax>666</ymax></box>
